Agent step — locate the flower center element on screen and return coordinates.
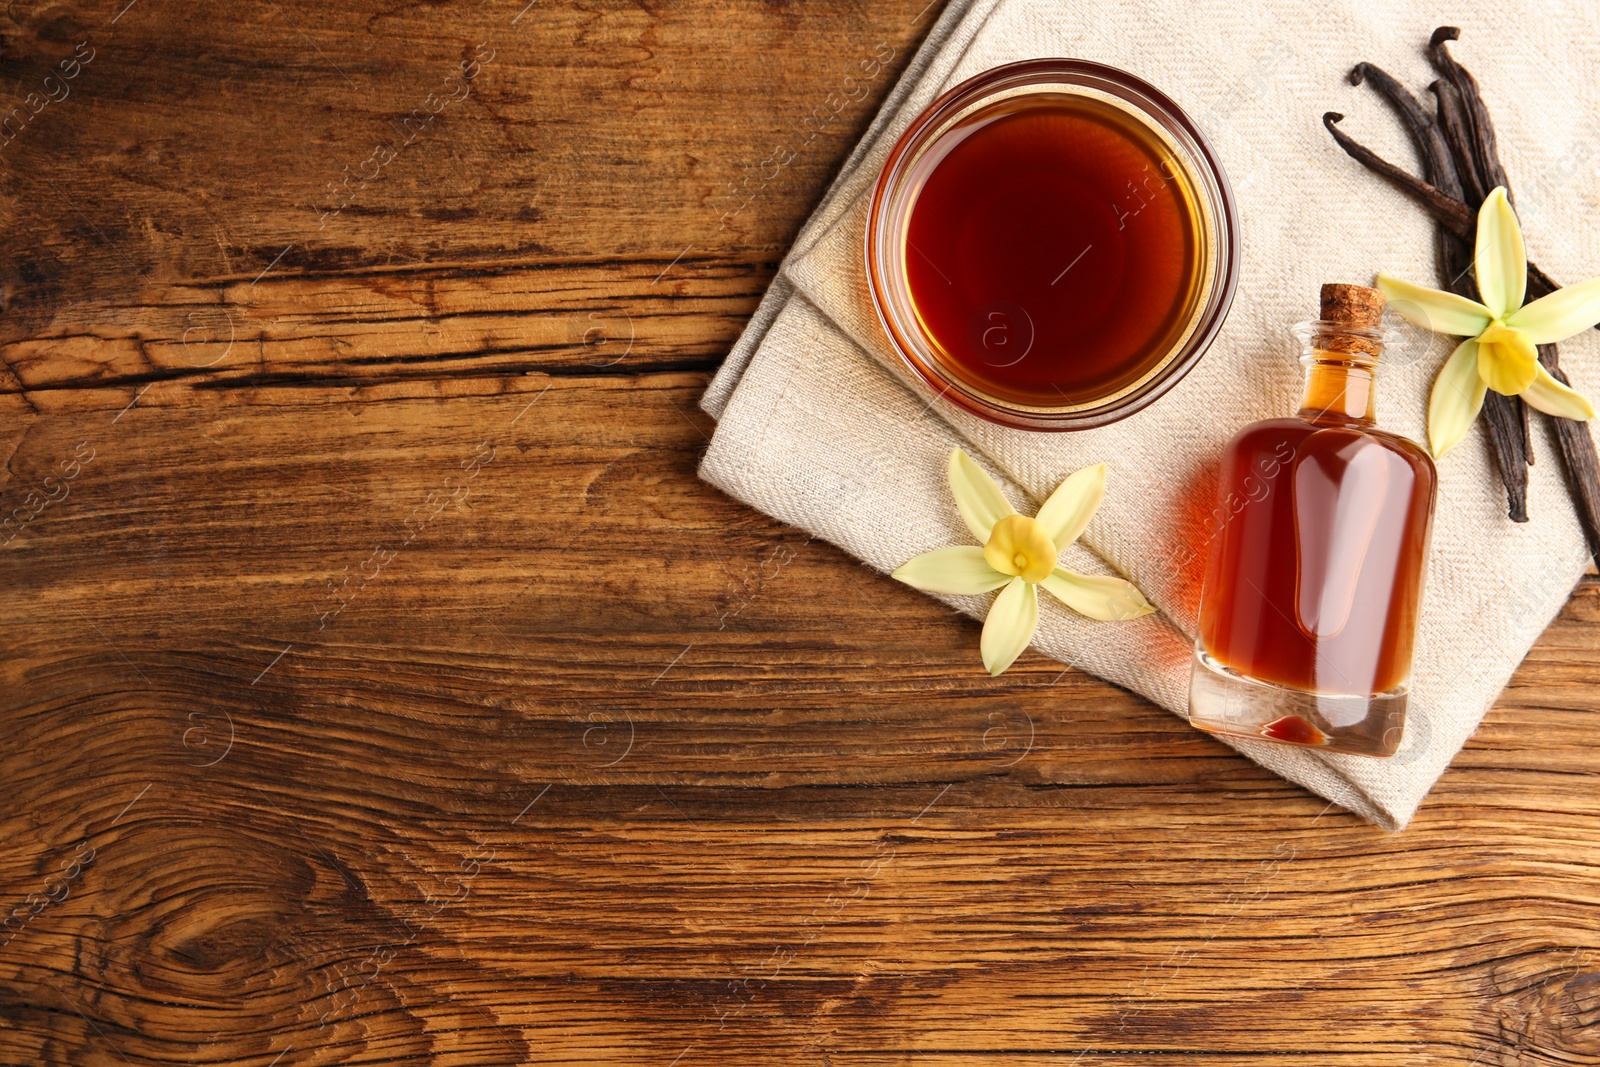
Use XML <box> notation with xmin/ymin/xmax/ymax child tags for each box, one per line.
<box><xmin>1480</xmin><ymin>318</ymin><xmax>1509</xmax><ymax>342</ymax></box>
<box><xmin>983</xmin><ymin>514</ymin><xmax>1058</xmax><ymax>584</ymax></box>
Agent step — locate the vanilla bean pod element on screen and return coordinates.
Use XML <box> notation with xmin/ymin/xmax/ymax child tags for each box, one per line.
<box><xmin>1347</xmin><ymin>64</ymin><xmax>1462</xmax><ymax>188</ymax></box>
<box><xmin>1320</xmin><ymin>114</ymin><xmax>1472</xmax><ymax>233</ymax></box>
<box><xmin>1336</xmin><ymin>59</ymin><xmax>1531</xmax><ymax>519</ymax></box>
<box><xmin>1349</xmin><ymin>62</ymin><xmax>1466</xmax><ymax>277</ymax></box>
<box><xmin>1320</xmin><ymin>113</ymin><xmax>1568</xmax><ymax>299</ymax></box>
<box><xmin>1548</xmin><ymin>363</ymin><xmax>1600</xmax><ymax>559</ymax></box>
<box><xmin>1429</xmin><ymin>78</ymin><xmax>1487</xmax><ymax>205</ymax></box>
<box><xmin>1428</xmin><ymin>28</ymin><xmax>1512</xmax><ymax>198</ymax></box>
<box><xmin>1526</xmin><ymin>277</ymin><xmax>1600</xmax><ymax>558</ymax></box>
<box><xmin>1327</xmin><ymin>33</ymin><xmax>1600</xmax><ymax>551</ymax></box>
<box><xmin>1431</xmin><ymin>122</ymin><xmax>1524</xmax><ymax>501</ymax></box>
<box><xmin>1422</xmin><ymin>29</ymin><xmax>1539</xmax><ymax>509</ymax></box>
<box><xmin>1431</xmin><ymin>27</ymin><xmax>1600</xmax><ymax>549</ymax></box>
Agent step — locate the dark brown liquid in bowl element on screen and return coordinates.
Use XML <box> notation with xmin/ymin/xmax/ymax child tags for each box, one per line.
<box><xmin>903</xmin><ymin>92</ymin><xmax>1206</xmax><ymax>408</ymax></box>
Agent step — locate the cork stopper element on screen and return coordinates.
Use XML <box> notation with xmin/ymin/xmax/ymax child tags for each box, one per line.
<box><xmin>1320</xmin><ymin>283</ymin><xmax>1386</xmax><ymax>328</ymax></box>
<box><xmin>1316</xmin><ymin>283</ymin><xmax>1386</xmax><ymax>357</ymax></box>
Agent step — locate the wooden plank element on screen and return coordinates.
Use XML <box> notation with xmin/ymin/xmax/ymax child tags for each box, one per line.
<box><xmin>3</xmin><ymin>370</ymin><xmax>1598</xmax><ymax>1065</ymax></box>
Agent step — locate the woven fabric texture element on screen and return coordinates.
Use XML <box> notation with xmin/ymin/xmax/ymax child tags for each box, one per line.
<box><xmin>701</xmin><ymin>0</ymin><xmax>1600</xmax><ymax>829</ymax></box>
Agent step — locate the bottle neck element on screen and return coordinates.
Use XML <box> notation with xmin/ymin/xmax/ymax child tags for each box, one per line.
<box><xmin>1291</xmin><ymin>320</ymin><xmax>1387</xmax><ymax>428</ymax></box>
<box><xmin>1297</xmin><ymin>352</ymin><xmax>1378</xmax><ymax>427</ymax></box>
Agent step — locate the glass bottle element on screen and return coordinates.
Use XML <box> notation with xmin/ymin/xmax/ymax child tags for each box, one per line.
<box><xmin>1188</xmin><ymin>283</ymin><xmax>1437</xmax><ymax>756</ymax></box>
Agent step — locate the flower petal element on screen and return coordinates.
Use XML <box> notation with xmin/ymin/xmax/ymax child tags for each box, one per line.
<box><xmin>1034</xmin><ymin>462</ymin><xmax>1106</xmax><ymax>548</ymax></box>
<box><xmin>1428</xmin><ymin>338</ymin><xmax>1488</xmax><ymax>458</ymax></box>
<box><xmin>947</xmin><ymin>448</ymin><xmax>1015</xmax><ymax>544</ymax></box>
<box><xmin>1521</xmin><ymin>364</ymin><xmax>1597</xmax><ymax>421</ymax></box>
<box><xmin>1506</xmin><ymin>273</ymin><xmax>1600</xmax><ymax>344</ymax></box>
<box><xmin>980</xmin><ymin>577</ymin><xmax>1038</xmax><ymax>676</ymax></box>
<box><xmin>1477</xmin><ymin>337</ymin><xmax>1538</xmax><ymax>395</ymax></box>
<box><xmin>1474</xmin><ymin>187</ymin><xmax>1527</xmax><ymax>318</ymax></box>
<box><xmin>1041</xmin><ymin>568</ymin><xmax>1156</xmax><ymax>621</ymax></box>
<box><xmin>1375</xmin><ymin>273</ymin><xmax>1492</xmax><ymax>336</ymax></box>
<box><xmin>892</xmin><ymin>546</ymin><xmax>1012</xmax><ymax>595</ymax></box>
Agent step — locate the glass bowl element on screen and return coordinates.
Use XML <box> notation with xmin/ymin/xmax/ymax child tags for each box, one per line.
<box><xmin>865</xmin><ymin>58</ymin><xmax>1240</xmax><ymax>431</ymax></box>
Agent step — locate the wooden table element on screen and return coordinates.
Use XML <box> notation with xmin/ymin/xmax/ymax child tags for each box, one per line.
<box><xmin>2</xmin><ymin>2</ymin><xmax>1597</xmax><ymax>1063</ymax></box>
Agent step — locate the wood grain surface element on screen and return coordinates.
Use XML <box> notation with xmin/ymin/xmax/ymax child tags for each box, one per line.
<box><xmin>2</xmin><ymin>1</ymin><xmax>1598</xmax><ymax>1064</ymax></box>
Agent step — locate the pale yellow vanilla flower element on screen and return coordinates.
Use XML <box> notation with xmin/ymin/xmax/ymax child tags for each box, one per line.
<box><xmin>891</xmin><ymin>449</ymin><xmax>1154</xmax><ymax>676</ymax></box>
<box><xmin>1377</xmin><ymin>186</ymin><xmax>1598</xmax><ymax>458</ymax></box>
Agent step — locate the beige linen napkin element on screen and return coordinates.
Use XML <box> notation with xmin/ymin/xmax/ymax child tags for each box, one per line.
<box><xmin>700</xmin><ymin>0</ymin><xmax>1600</xmax><ymax>829</ymax></box>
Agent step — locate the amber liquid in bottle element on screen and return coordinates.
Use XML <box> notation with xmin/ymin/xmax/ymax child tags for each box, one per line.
<box><xmin>1189</xmin><ymin>285</ymin><xmax>1437</xmax><ymax>756</ymax></box>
